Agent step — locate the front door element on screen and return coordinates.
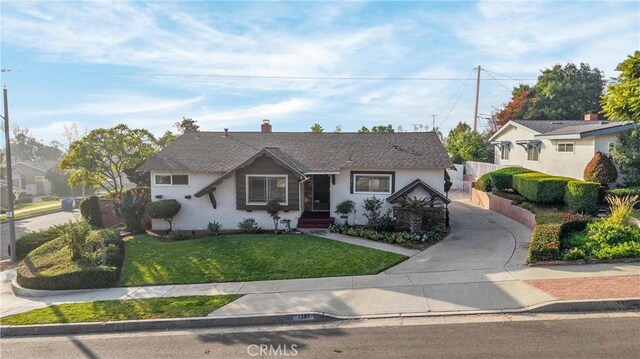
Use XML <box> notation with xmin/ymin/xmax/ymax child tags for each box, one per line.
<box><xmin>312</xmin><ymin>175</ymin><xmax>330</xmax><ymax>211</ymax></box>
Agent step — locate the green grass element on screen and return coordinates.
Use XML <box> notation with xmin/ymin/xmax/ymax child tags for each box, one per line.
<box><xmin>120</xmin><ymin>234</ymin><xmax>407</xmax><ymax>286</ymax></box>
<box><xmin>0</xmin><ymin>295</ymin><xmax>241</xmax><ymax>325</ymax></box>
<box><xmin>1</xmin><ymin>200</ymin><xmax>61</xmax><ymax>221</ymax></box>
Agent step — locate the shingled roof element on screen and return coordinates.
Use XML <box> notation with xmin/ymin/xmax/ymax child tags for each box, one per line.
<box><xmin>137</xmin><ymin>131</ymin><xmax>452</xmax><ymax>173</ymax></box>
<box><xmin>512</xmin><ymin>120</ymin><xmax>585</xmax><ymax>134</ymax></box>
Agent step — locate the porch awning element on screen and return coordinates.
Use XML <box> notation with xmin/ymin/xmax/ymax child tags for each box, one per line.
<box><xmin>515</xmin><ymin>139</ymin><xmax>541</xmax><ymax>150</ymax></box>
<box><xmin>386</xmin><ymin>179</ymin><xmax>451</xmax><ymax>205</ymax></box>
<box><xmin>490</xmin><ymin>140</ymin><xmax>511</xmax><ymax>149</ymax></box>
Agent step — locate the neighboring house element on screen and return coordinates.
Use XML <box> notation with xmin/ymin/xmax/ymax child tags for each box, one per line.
<box><xmin>11</xmin><ymin>161</ymin><xmax>57</xmax><ymax>196</ymax></box>
<box><xmin>488</xmin><ymin>113</ymin><xmax>636</xmax><ymax>182</ymax></box>
<box><xmin>137</xmin><ymin>120</ymin><xmax>452</xmax><ymax>231</ymax></box>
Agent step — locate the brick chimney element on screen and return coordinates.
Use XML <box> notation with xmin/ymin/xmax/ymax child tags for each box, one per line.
<box><xmin>584</xmin><ymin>111</ymin><xmax>598</xmax><ymax>121</ymax></box>
<box><xmin>261</xmin><ymin>119</ymin><xmax>272</xmax><ymax>133</ymax></box>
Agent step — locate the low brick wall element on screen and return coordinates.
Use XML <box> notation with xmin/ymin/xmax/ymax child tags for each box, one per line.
<box><xmin>471</xmin><ymin>188</ymin><xmax>536</xmax><ymax>229</ymax></box>
<box><xmin>99</xmin><ymin>199</ymin><xmax>121</xmax><ymax>228</ymax></box>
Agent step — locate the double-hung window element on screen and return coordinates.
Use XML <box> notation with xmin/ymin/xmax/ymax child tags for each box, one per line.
<box><xmin>557</xmin><ymin>142</ymin><xmax>574</xmax><ymax>153</ymax></box>
<box><xmin>500</xmin><ymin>146</ymin><xmax>510</xmax><ymax>160</ymax></box>
<box><xmin>154</xmin><ymin>174</ymin><xmax>189</xmax><ymax>186</ymax></box>
<box><xmin>247</xmin><ymin>175</ymin><xmax>287</xmax><ymax>205</ymax></box>
<box><xmin>527</xmin><ymin>146</ymin><xmax>539</xmax><ymax>161</ymax></box>
<box><xmin>353</xmin><ymin>173</ymin><xmax>393</xmax><ymax>194</ymax></box>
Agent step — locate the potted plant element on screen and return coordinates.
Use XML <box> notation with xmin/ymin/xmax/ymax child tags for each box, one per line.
<box><xmin>335</xmin><ymin>200</ymin><xmax>356</xmax><ymax>225</ymax></box>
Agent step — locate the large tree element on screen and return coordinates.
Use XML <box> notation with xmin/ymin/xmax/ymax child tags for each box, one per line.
<box><xmin>60</xmin><ymin>124</ymin><xmax>158</xmax><ymax>197</ymax></box>
<box><xmin>310</xmin><ymin>123</ymin><xmax>324</xmax><ymax>133</ymax></box>
<box><xmin>602</xmin><ymin>51</ymin><xmax>640</xmax><ymax>123</ymax></box>
<box><xmin>175</xmin><ymin>117</ymin><xmax>199</xmax><ymax>132</ymax></box>
<box><xmin>10</xmin><ymin>126</ymin><xmax>62</xmax><ymax>162</ymax></box>
<box><xmin>493</xmin><ymin>63</ymin><xmax>605</xmax><ymax>124</ymax></box>
<box><xmin>445</xmin><ymin>122</ymin><xmax>488</xmax><ymax>164</ymax></box>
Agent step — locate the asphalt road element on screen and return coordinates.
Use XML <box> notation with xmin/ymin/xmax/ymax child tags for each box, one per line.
<box><xmin>0</xmin><ymin>210</ymin><xmax>79</xmax><ymax>260</ymax></box>
<box><xmin>2</xmin><ymin>315</ymin><xmax>639</xmax><ymax>359</ymax></box>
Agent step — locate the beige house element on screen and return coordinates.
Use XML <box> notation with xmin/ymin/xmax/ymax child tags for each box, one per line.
<box><xmin>488</xmin><ymin>114</ymin><xmax>636</xmax><ymax>182</ymax></box>
<box><xmin>11</xmin><ymin>161</ymin><xmax>57</xmax><ymax>196</ymax></box>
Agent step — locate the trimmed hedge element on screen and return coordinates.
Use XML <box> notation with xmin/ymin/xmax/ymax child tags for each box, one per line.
<box><xmin>16</xmin><ymin>229</ymin><xmax>124</xmax><ymax>290</ymax></box>
<box><xmin>488</xmin><ymin>167</ymin><xmax>532</xmax><ymax>190</ymax></box>
<box><xmin>528</xmin><ymin>217</ymin><xmax>591</xmax><ymax>263</ymax></box>
<box><xmin>564</xmin><ymin>181</ymin><xmax>600</xmax><ymax>214</ymax></box>
<box><xmin>80</xmin><ymin>196</ymin><xmax>102</xmax><ymax>228</ymax></box>
<box><xmin>513</xmin><ymin>172</ymin><xmax>573</xmax><ymax>203</ymax></box>
<box><xmin>475</xmin><ymin>173</ymin><xmax>492</xmax><ymax>192</ymax></box>
<box><xmin>15</xmin><ymin>222</ymin><xmax>71</xmax><ymax>259</ymax></box>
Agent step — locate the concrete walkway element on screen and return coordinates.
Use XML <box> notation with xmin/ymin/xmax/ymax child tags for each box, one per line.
<box><xmin>1</xmin><ymin>201</ymin><xmax>638</xmax><ymax>320</ymax></box>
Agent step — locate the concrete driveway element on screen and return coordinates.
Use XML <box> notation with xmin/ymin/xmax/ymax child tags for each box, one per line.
<box><xmin>0</xmin><ymin>210</ymin><xmax>79</xmax><ymax>260</ymax></box>
<box><xmin>385</xmin><ymin>200</ymin><xmax>532</xmax><ymax>274</ymax></box>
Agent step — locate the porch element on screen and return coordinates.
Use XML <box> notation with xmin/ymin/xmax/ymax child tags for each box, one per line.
<box><xmin>297</xmin><ymin>174</ymin><xmax>335</xmax><ymax>229</ymax></box>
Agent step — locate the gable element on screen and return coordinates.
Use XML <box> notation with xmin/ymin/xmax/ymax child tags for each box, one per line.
<box><xmin>235</xmin><ymin>154</ymin><xmax>300</xmax><ymax>211</ymax></box>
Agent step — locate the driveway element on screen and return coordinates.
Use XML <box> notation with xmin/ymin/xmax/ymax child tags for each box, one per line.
<box><xmin>385</xmin><ymin>200</ymin><xmax>532</xmax><ymax>274</ymax></box>
<box><xmin>0</xmin><ymin>210</ymin><xmax>79</xmax><ymax>260</ymax></box>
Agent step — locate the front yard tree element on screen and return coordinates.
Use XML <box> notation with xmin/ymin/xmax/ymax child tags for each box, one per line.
<box><xmin>266</xmin><ymin>200</ymin><xmax>282</xmax><ymax>234</ymax></box>
<box><xmin>601</xmin><ymin>51</ymin><xmax>640</xmax><ymax>123</ymax></box>
<box><xmin>583</xmin><ymin>152</ymin><xmax>618</xmax><ymax>186</ymax></box>
<box><xmin>610</xmin><ymin>129</ymin><xmax>640</xmax><ymax>186</ymax></box>
<box><xmin>400</xmin><ymin>196</ymin><xmax>429</xmax><ymax>234</ymax></box>
<box><xmin>175</xmin><ymin>117</ymin><xmax>199</xmax><ymax>132</ymax></box>
<box><xmin>60</xmin><ymin>124</ymin><xmax>157</xmax><ymax>198</ymax></box>
<box><xmin>445</xmin><ymin>122</ymin><xmax>488</xmax><ymax>163</ymax></box>
<box><xmin>147</xmin><ymin>199</ymin><xmax>181</xmax><ymax>233</ymax></box>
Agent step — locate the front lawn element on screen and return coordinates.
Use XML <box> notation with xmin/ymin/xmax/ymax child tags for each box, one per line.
<box><xmin>0</xmin><ymin>295</ymin><xmax>240</xmax><ymax>325</ymax></box>
<box><xmin>120</xmin><ymin>234</ymin><xmax>407</xmax><ymax>286</ymax></box>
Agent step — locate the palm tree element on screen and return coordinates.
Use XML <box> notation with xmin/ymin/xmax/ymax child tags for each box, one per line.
<box><xmin>400</xmin><ymin>196</ymin><xmax>430</xmax><ymax>233</ymax></box>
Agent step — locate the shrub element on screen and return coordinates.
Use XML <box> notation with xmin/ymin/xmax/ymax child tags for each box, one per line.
<box><xmin>238</xmin><ymin>218</ymin><xmax>260</xmax><ymax>234</ymax></box>
<box><xmin>491</xmin><ymin>189</ymin><xmax>526</xmax><ymax>204</ymax></box>
<box><xmin>363</xmin><ymin>197</ymin><xmax>395</xmax><ymax>231</ymax></box>
<box><xmin>207</xmin><ymin>221</ymin><xmax>222</xmax><ymax>235</ymax></box>
<box><xmin>513</xmin><ymin>172</ymin><xmax>572</xmax><ymax>203</ymax></box>
<box><xmin>587</xmin><ymin>221</ymin><xmax>640</xmax><ymax>246</ymax></box>
<box><xmin>146</xmin><ymin>199</ymin><xmax>181</xmax><ymax>232</ymax></box>
<box><xmin>474</xmin><ymin>173</ymin><xmax>492</xmax><ymax>192</ymax></box>
<box><xmin>606</xmin><ymin>194</ymin><xmax>639</xmax><ymax>226</ymax></box>
<box><xmin>444</xmin><ymin>170</ymin><xmax>452</xmax><ymax>193</ymax></box>
<box><xmin>62</xmin><ymin>220</ymin><xmax>92</xmax><ymax>260</ymax></box>
<box><xmin>16</xmin><ymin>235</ymin><xmax>124</xmax><ymax>290</ymax></box>
<box><xmin>609</xmin><ymin>187</ymin><xmax>640</xmax><ymax>208</ymax></box>
<box><xmin>41</xmin><ymin>196</ymin><xmax>59</xmax><ymax>201</ymax></box>
<box><xmin>528</xmin><ymin>223</ymin><xmax>562</xmax><ymax>262</ymax></box>
<box><xmin>335</xmin><ymin>200</ymin><xmax>355</xmax><ymax>224</ymax></box>
<box><xmin>87</xmin><ymin>228</ymin><xmax>122</xmax><ymax>248</ymax></box>
<box><xmin>583</xmin><ymin>151</ymin><xmax>618</xmax><ymax>185</ymax></box>
<box><xmin>489</xmin><ymin>167</ymin><xmax>532</xmax><ymax>190</ymax></box>
<box><xmin>166</xmin><ymin>230</ymin><xmax>190</xmax><ymax>241</ymax></box>
<box><xmin>80</xmin><ymin>196</ymin><xmax>102</xmax><ymax>228</ymax></box>
<box><xmin>15</xmin><ymin>192</ymin><xmax>33</xmax><ymax>205</ymax></box>
<box><xmin>561</xmin><ymin>247</ymin><xmax>586</xmax><ymax>261</ymax></box>
<box><xmin>564</xmin><ymin>181</ymin><xmax>600</xmax><ymax>214</ymax></box>
<box><xmin>113</xmin><ymin>188</ymin><xmax>150</xmax><ymax>234</ymax></box>
<box><xmin>15</xmin><ymin>222</ymin><xmax>72</xmax><ymax>259</ymax></box>
<box><xmin>0</xmin><ymin>207</ymin><xmax>6</xmax><ymax>214</ymax></box>
<box><xmin>266</xmin><ymin>200</ymin><xmax>282</xmax><ymax>234</ymax></box>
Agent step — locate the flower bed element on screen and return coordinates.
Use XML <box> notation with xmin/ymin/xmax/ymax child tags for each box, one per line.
<box><xmin>328</xmin><ymin>224</ymin><xmax>445</xmax><ymax>249</ymax></box>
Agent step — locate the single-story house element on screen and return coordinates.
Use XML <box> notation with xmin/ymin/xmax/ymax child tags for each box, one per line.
<box><xmin>137</xmin><ymin>120</ymin><xmax>452</xmax><ymax>231</ymax></box>
<box><xmin>488</xmin><ymin>113</ymin><xmax>636</xmax><ymax>182</ymax></box>
<box><xmin>11</xmin><ymin>161</ymin><xmax>57</xmax><ymax>196</ymax></box>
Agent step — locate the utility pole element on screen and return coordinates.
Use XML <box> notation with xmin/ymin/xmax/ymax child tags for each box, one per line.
<box><xmin>2</xmin><ymin>86</ymin><xmax>16</xmax><ymax>262</ymax></box>
<box><xmin>431</xmin><ymin>114</ymin><xmax>436</xmax><ymax>132</ymax></box>
<box><xmin>473</xmin><ymin>65</ymin><xmax>481</xmax><ymax>132</ymax></box>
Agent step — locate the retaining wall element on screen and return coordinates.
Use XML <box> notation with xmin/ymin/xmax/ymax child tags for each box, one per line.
<box><xmin>471</xmin><ymin>188</ymin><xmax>536</xmax><ymax>229</ymax></box>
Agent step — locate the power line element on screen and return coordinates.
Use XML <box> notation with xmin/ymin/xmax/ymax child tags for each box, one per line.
<box><xmin>438</xmin><ymin>76</ymin><xmax>472</xmax><ymax>128</ymax></box>
<box><xmin>435</xmin><ymin>68</ymin><xmax>475</xmax><ymax>120</ymax></box>
<box><xmin>482</xmin><ymin>68</ymin><xmax>535</xmax><ymax>83</ymax></box>
<box><xmin>483</xmin><ymin>70</ymin><xmax>513</xmax><ymax>93</ymax></box>
<box><xmin>3</xmin><ymin>69</ymin><xmax>538</xmax><ymax>81</ymax></box>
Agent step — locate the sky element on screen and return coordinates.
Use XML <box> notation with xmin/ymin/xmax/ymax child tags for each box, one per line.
<box><xmin>1</xmin><ymin>0</ymin><xmax>638</xmax><ymax>145</ymax></box>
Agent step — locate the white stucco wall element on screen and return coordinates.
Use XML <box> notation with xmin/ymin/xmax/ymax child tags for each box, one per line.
<box><xmin>492</xmin><ymin>125</ymin><xmax>624</xmax><ymax>181</ymax></box>
<box><xmin>329</xmin><ymin>168</ymin><xmax>444</xmax><ymax>225</ymax></box>
<box><xmin>150</xmin><ymin>171</ymin><xmax>302</xmax><ymax>231</ymax></box>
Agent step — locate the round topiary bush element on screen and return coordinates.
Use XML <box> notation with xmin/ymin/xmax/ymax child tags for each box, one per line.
<box><xmin>79</xmin><ymin>196</ymin><xmax>102</xmax><ymax>228</ymax></box>
<box><xmin>584</xmin><ymin>151</ymin><xmax>618</xmax><ymax>186</ymax></box>
<box><xmin>146</xmin><ymin>199</ymin><xmax>181</xmax><ymax>232</ymax></box>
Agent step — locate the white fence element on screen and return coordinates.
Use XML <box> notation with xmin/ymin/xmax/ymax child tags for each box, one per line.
<box><xmin>463</xmin><ymin>161</ymin><xmax>519</xmax><ymax>179</ymax></box>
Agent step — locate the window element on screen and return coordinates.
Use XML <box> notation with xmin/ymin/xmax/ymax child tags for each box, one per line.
<box><xmin>154</xmin><ymin>174</ymin><xmax>189</xmax><ymax>186</ymax></box>
<box><xmin>35</xmin><ymin>176</ymin><xmax>46</xmax><ymax>182</ymax></box>
<box><xmin>247</xmin><ymin>175</ymin><xmax>287</xmax><ymax>204</ymax></box>
<box><xmin>557</xmin><ymin>142</ymin><xmax>574</xmax><ymax>153</ymax></box>
<box><xmin>353</xmin><ymin>174</ymin><xmax>393</xmax><ymax>194</ymax></box>
<box><xmin>500</xmin><ymin>146</ymin><xmax>510</xmax><ymax>160</ymax></box>
<box><xmin>527</xmin><ymin>146</ymin><xmax>539</xmax><ymax>161</ymax></box>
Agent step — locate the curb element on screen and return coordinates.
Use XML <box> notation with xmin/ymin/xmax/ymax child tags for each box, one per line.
<box><xmin>11</xmin><ymin>279</ymin><xmax>93</xmax><ymax>298</ymax></box>
<box><xmin>2</xmin><ymin>299</ymin><xmax>638</xmax><ymax>338</ymax></box>
<box><xmin>0</xmin><ymin>209</ymin><xmax>66</xmax><ymax>224</ymax></box>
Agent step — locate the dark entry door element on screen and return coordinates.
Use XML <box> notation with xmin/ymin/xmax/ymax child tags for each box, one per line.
<box><xmin>312</xmin><ymin>175</ymin><xmax>330</xmax><ymax>211</ymax></box>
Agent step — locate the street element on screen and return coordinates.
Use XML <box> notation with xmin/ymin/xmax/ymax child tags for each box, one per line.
<box><xmin>2</xmin><ymin>313</ymin><xmax>639</xmax><ymax>358</ymax></box>
<box><xmin>0</xmin><ymin>210</ymin><xmax>79</xmax><ymax>260</ymax></box>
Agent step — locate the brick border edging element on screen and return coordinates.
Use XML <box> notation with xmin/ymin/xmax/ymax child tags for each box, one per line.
<box><xmin>529</xmin><ymin>258</ymin><xmax>640</xmax><ymax>266</ymax></box>
<box><xmin>2</xmin><ymin>299</ymin><xmax>639</xmax><ymax>337</ymax></box>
